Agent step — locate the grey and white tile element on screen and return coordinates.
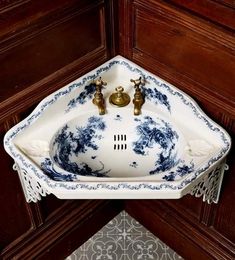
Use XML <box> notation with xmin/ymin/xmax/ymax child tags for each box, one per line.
<box><xmin>66</xmin><ymin>211</ymin><xmax>183</xmax><ymax>260</ymax></box>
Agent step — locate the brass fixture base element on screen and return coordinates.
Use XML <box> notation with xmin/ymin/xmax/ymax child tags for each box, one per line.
<box><xmin>109</xmin><ymin>86</ymin><xmax>130</xmax><ymax>107</ymax></box>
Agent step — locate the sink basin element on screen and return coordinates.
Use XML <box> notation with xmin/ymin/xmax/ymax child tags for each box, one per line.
<box><xmin>49</xmin><ymin>111</ymin><xmax>186</xmax><ymax>180</ymax></box>
<box><xmin>4</xmin><ymin>55</ymin><xmax>231</xmax><ymax>200</ymax></box>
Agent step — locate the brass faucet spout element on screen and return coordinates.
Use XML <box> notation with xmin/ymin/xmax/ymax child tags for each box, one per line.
<box><xmin>93</xmin><ymin>93</ymin><xmax>105</xmax><ymax>115</ymax></box>
<box><xmin>97</xmin><ymin>102</ymin><xmax>105</xmax><ymax>115</ymax></box>
<box><xmin>134</xmin><ymin>100</ymin><xmax>144</xmax><ymax>116</ymax></box>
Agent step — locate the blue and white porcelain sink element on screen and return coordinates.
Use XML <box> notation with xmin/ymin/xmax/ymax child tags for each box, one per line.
<box><xmin>4</xmin><ymin>56</ymin><xmax>231</xmax><ymax>201</ymax></box>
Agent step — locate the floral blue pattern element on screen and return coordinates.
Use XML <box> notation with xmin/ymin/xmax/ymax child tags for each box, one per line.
<box><xmin>51</xmin><ymin>116</ymin><xmax>110</xmax><ymax>178</ymax></box>
<box><xmin>66</xmin><ymin>83</ymin><xmax>96</xmax><ymax>112</ymax></box>
<box><xmin>162</xmin><ymin>161</ymin><xmax>194</xmax><ymax>181</ymax></box>
<box><xmin>41</xmin><ymin>158</ymin><xmax>77</xmax><ymax>181</ymax></box>
<box><xmin>133</xmin><ymin>116</ymin><xmax>180</xmax><ymax>174</ymax></box>
<box><xmin>143</xmin><ymin>87</ymin><xmax>171</xmax><ymax>112</ymax></box>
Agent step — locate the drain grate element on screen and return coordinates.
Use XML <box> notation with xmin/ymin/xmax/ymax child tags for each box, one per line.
<box><xmin>113</xmin><ymin>134</ymin><xmax>127</xmax><ymax>150</ymax></box>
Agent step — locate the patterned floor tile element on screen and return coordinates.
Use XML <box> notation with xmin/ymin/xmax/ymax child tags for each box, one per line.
<box><xmin>66</xmin><ymin>211</ymin><xmax>183</xmax><ymax>260</ymax></box>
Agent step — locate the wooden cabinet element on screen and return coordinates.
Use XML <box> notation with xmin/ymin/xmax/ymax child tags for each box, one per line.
<box><xmin>0</xmin><ymin>0</ymin><xmax>234</xmax><ymax>259</ymax></box>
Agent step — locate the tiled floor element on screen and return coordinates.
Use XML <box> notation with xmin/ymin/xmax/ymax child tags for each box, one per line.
<box><xmin>66</xmin><ymin>211</ymin><xmax>183</xmax><ymax>260</ymax></box>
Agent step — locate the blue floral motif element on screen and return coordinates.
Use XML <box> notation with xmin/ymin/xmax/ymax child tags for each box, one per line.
<box><xmin>41</xmin><ymin>157</ymin><xmax>109</xmax><ymax>180</ymax></box>
<box><xmin>133</xmin><ymin>116</ymin><xmax>179</xmax><ymax>174</ymax></box>
<box><xmin>51</xmin><ymin>116</ymin><xmax>109</xmax><ymax>177</ymax></box>
<box><xmin>66</xmin><ymin>83</ymin><xmax>96</xmax><ymax>112</ymax></box>
<box><xmin>162</xmin><ymin>161</ymin><xmax>194</xmax><ymax>181</ymax></box>
<box><xmin>143</xmin><ymin>87</ymin><xmax>171</xmax><ymax>112</ymax></box>
<box><xmin>41</xmin><ymin>158</ymin><xmax>77</xmax><ymax>181</ymax></box>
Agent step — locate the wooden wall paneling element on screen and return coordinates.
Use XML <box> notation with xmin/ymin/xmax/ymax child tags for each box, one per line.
<box><xmin>0</xmin><ymin>0</ymin><xmax>105</xmax><ymax>103</ymax></box>
<box><xmin>164</xmin><ymin>195</ymin><xmax>204</xmax><ymax>222</ymax></box>
<box><xmin>167</xmin><ymin>0</ymin><xmax>235</xmax><ymax>31</ymax></box>
<box><xmin>0</xmin><ymin>0</ymin><xmax>31</xmax><ymax>13</ymax></box>
<box><xmin>104</xmin><ymin>0</ymin><xmax>119</xmax><ymax>56</ymax></box>
<box><xmin>132</xmin><ymin>0</ymin><xmax>235</xmax><ymax>113</ymax></box>
<box><xmin>118</xmin><ymin>0</ymin><xmax>133</xmax><ymax>57</ymax></box>
<box><xmin>0</xmin><ymin>0</ymin><xmax>83</xmax><ymax>39</ymax></box>
<box><xmin>211</xmin><ymin>119</ymin><xmax>235</xmax><ymax>242</ymax></box>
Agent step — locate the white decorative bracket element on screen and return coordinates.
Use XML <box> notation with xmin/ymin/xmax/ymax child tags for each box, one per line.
<box><xmin>13</xmin><ymin>163</ymin><xmax>50</xmax><ymax>203</ymax></box>
<box><xmin>190</xmin><ymin>161</ymin><xmax>228</xmax><ymax>204</ymax></box>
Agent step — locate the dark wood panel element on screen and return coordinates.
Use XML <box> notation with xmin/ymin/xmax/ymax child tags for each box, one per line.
<box><xmin>1</xmin><ymin>200</ymin><xmax>123</xmax><ymax>259</ymax></box>
<box><xmin>38</xmin><ymin>195</ymin><xmax>68</xmax><ymax>222</ymax></box>
<box><xmin>0</xmin><ymin>0</ymin><xmax>30</xmax><ymax>12</ymax></box>
<box><xmin>0</xmin><ymin>2</ymin><xmax>105</xmax><ymax>103</ymax></box>
<box><xmin>134</xmin><ymin>3</ymin><xmax>235</xmax><ymax>107</ymax></box>
<box><xmin>164</xmin><ymin>195</ymin><xmax>204</xmax><ymax>222</ymax></box>
<box><xmin>0</xmin><ymin>0</ymin><xmax>82</xmax><ymax>37</ymax></box>
<box><xmin>35</xmin><ymin>201</ymin><xmax>123</xmax><ymax>260</ymax></box>
<box><xmin>168</xmin><ymin>0</ymin><xmax>235</xmax><ymax>30</ymax></box>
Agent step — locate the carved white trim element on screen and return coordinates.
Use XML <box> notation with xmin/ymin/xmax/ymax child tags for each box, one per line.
<box><xmin>13</xmin><ymin>162</ymin><xmax>50</xmax><ymax>203</ymax></box>
<box><xmin>190</xmin><ymin>161</ymin><xmax>228</xmax><ymax>204</ymax></box>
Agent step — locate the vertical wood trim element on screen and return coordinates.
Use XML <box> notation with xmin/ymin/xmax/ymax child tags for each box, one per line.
<box><xmin>119</xmin><ymin>0</ymin><xmax>133</xmax><ymax>57</ymax></box>
<box><xmin>104</xmin><ymin>0</ymin><xmax>119</xmax><ymax>56</ymax></box>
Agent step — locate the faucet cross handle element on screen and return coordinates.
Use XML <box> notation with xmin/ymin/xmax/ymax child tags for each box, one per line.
<box><xmin>130</xmin><ymin>77</ymin><xmax>145</xmax><ymax>90</ymax></box>
<box><xmin>94</xmin><ymin>77</ymin><xmax>107</xmax><ymax>91</ymax></box>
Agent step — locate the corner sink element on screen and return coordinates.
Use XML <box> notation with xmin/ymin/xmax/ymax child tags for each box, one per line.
<box><xmin>4</xmin><ymin>56</ymin><xmax>231</xmax><ymax>201</ymax></box>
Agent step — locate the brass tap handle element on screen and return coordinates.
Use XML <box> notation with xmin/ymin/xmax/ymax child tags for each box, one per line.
<box><xmin>93</xmin><ymin>77</ymin><xmax>107</xmax><ymax>92</ymax></box>
<box><xmin>130</xmin><ymin>77</ymin><xmax>145</xmax><ymax>90</ymax></box>
<box><xmin>115</xmin><ymin>86</ymin><xmax>124</xmax><ymax>96</ymax></box>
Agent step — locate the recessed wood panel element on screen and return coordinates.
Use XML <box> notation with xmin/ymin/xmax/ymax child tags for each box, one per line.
<box><xmin>134</xmin><ymin>6</ymin><xmax>235</xmax><ymax>106</ymax></box>
<box><xmin>0</xmin><ymin>3</ymin><xmax>104</xmax><ymax>102</ymax></box>
<box><xmin>168</xmin><ymin>0</ymin><xmax>235</xmax><ymax>30</ymax></box>
<box><xmin>165</xmin><ymin>195</ymin><xmax>204</xmax><ymax>222</ymax></box>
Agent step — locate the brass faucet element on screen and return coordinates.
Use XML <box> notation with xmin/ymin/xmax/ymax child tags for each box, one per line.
<box><xmin>131</xmin><ymin>77</ymin><xmax>145</xmax><ymax>115</ymax></box>
<box><xmin>92</xmin><ymin>77</ymin><xmax>107</xmax><ymax>115</ymax></box>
